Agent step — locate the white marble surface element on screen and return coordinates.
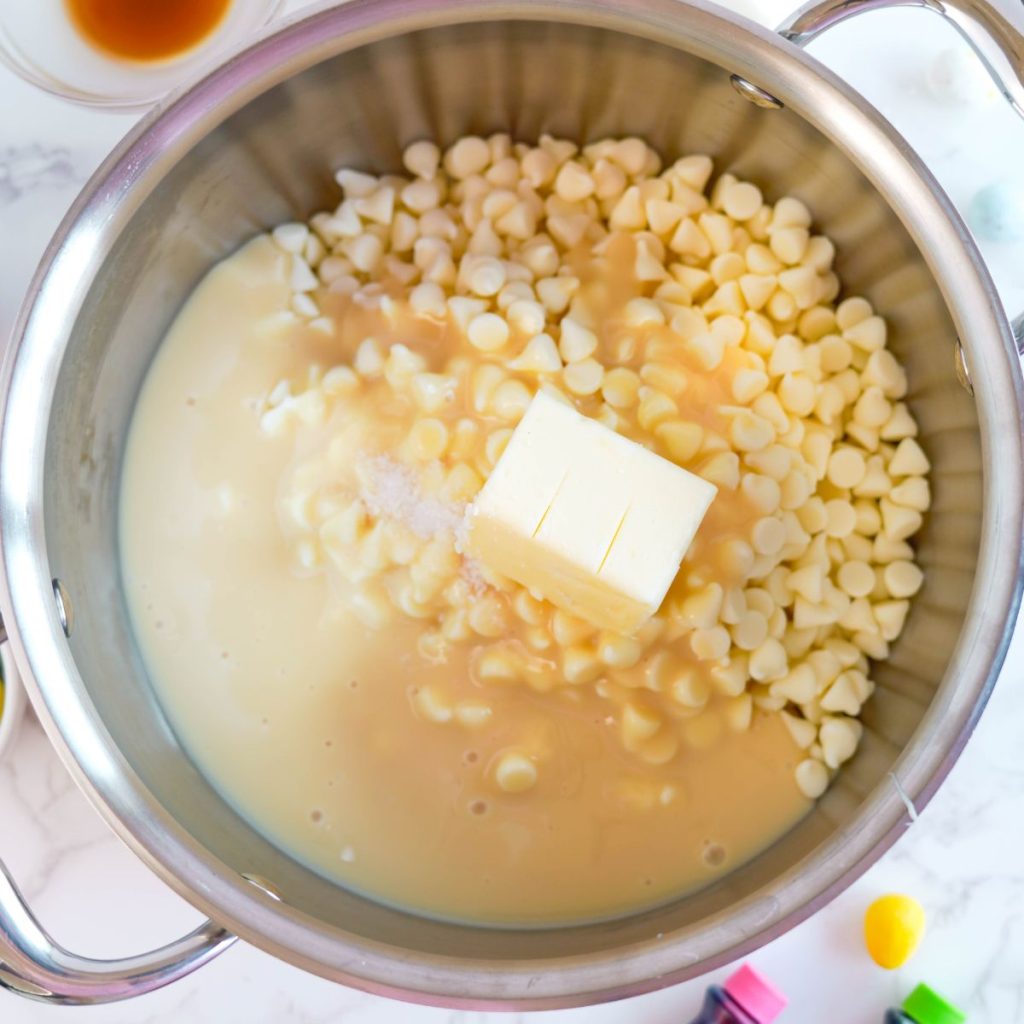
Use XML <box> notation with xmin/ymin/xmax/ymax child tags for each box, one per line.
<box><xmin>2</xmin><ymin>4</ymin><xmax>1024</xmax><ymax>1021</ymax></box>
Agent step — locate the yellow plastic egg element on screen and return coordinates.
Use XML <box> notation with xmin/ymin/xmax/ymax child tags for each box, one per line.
<box><xmin>864</xmin><ymin>893</ymin><xmax>926</xmax><ymax>969</ymax></box>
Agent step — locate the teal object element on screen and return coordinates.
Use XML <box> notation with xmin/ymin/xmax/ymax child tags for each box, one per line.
<box><xmin>969</xmin><ymin>181</ymin><xmax>1024</xmax><ymax>241</ymax></box>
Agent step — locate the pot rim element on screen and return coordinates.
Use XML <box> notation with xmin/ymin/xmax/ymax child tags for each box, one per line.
<box><xmin>2</xmin><ymin>0</ymin><xmax>1022</xmax><ymax>1009</ymax></box>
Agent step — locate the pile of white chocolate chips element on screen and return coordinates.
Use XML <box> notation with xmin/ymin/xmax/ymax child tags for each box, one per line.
<box><xmin>258</xmin><ymin>134</ymin><xmax>929</xmax><ymax>801</ymax></box>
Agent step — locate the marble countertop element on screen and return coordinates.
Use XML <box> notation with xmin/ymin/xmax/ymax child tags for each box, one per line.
<box><xmin>2</xmin><ymin>3</ymin><xmax>1024</xmax><ymax>1021</ymax></box>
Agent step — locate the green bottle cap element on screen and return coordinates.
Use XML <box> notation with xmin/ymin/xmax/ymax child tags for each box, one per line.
<box><xmin>903</xmin><ymin>983</ymin><xmax>966</xmax><ymax>1024</ymax></box>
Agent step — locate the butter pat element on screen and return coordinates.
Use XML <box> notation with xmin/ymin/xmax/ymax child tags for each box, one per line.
<box><xmin>464</xmin><ymin>391</ymin><xmax>716</xmax><ymax>634</ymax></box>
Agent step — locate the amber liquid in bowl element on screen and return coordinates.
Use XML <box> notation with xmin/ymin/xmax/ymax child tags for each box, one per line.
<box><xmin>65</xmin><ymin>0</ymin><xmax>231</xmax><ymax>61</ymax></box>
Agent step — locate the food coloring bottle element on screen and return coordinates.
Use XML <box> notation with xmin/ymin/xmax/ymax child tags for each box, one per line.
<box><xmin>884</xmin><ymin>982</ymin><xmax>966</xmax><ymax>1023</ymax></box>
<box><xmin>687</xmin><ymin>963</ymin><xmax>787</xmax><ymax>1023</ymax></box>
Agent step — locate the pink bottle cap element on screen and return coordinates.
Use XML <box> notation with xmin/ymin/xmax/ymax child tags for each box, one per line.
<box><xmin>723</xmin><ymin>963</ymin><xmax>787</xmax><ymax>1024</ymax></box>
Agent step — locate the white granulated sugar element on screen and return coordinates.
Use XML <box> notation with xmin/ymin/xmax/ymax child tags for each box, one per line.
<box><xmin>359</xmin><ymin>455</ymin><xmax>464</xmax><ymax>538</ymax></box>
<box><xmin>458</xmin><ymin>554</ymin><xmax>489</xmax><ymax>595</ymax></box>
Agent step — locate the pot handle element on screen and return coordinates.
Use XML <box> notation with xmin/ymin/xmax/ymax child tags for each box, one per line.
<box><xmin>735</xmin><ymin>0</ymin><xmax>1024</xmax><ymax>354</ymax></box>
<box><xmin>775</xmin><ymin>0</ymin><xmax>1024</xmax><ymax>116</ymax></box>
<box><xmin>0</xmin><ymin>845</ymin><xmax>236</xmax><ymax>1003</ymax></box>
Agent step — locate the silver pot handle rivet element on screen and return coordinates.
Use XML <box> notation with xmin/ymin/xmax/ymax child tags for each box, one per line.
<box><xmin>52</xmin><ymin>578</ymin><xmax>73</xmax><ymax>638</ymax></box>
<box><xmin>242</xmin><ymin>874</ymin><xmax>283</xmax><ymax>902</ymax></box>
<box><xmin>730</xmin><ymin>74</ymin><xmax>785</xmax><ymax>108</ymax></box>
<box><xmin>954</xmin><ymin>340</ymin><xmax>975</xmax><ymax>395</ymax></box>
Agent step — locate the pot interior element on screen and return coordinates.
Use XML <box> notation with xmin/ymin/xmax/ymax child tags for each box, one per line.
<box><xmin>40</xmin><ymin>13</ymin><xmax>980</xmax><ymax>974</ymax></box>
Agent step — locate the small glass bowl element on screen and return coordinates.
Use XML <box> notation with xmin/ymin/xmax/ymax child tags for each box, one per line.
<box><xmin>0</xmin><ymin>0</ymin><xmax>283</xmax><ymax>111</ymax></box>
<box><xmin>0</xmin><ymin>645</ymin><xmax>26</xmax><ymax>762</ymax></box>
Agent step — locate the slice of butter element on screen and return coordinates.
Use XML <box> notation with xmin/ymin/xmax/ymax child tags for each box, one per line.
<box><xmin>464</xmin><ymin>390</ymin><xmax>716</xmax><ymax>635</ymax></box>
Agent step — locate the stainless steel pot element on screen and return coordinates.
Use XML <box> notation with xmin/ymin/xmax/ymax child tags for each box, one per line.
<box><xmin>2</xmin><ymin>0</ymin><xmax>1024</xmax><ymax>1008</ymax></box>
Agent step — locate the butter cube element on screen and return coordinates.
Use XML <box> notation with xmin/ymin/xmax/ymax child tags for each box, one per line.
<box><xmin>464</xmin><ymin>391</ymin><xmax>716</xmax><ymax>634</ymax></box>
